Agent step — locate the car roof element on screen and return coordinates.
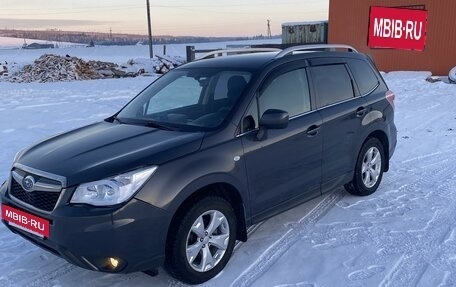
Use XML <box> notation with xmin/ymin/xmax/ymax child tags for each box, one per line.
<box><xmin>181</xmin><ymin>52</ymin><xmax>278</xmax><ymax>70</ymax></box>
<box><xmin>179</xmin><ymin>50</ymin><xmax>371</xmax><ymax>71</ymax></box>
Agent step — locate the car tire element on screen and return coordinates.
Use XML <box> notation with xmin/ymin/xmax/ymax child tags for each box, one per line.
<box><xmin>345</xmin><ymin>137</ymin><xmax>385</xmax><ymax>196</ymax></box>
<box><xmin>165</xmin><ymin>196</ymin><xmax>237</xmax><ymax>285</ymax></box>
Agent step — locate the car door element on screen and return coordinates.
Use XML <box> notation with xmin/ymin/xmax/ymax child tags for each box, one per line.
<box><xmin>240</xmin><ymin>64</ymin><xmax>323</xmax><ymax>221</ymax></box>
<box><xmin>309</xmin><ymin>59</ymin><xmax>367</xmax><ymax>192</ymax></box>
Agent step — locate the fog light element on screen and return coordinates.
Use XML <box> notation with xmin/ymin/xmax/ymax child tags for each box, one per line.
<box><xmin>87</xmin><ymin>256</ymin><xmax>127</xmax><ymax>272</ymax></box>
<box><xmin>109</xmin><ymin>257</ymin><xmax>120</xmax><ymax>269</ymax></box>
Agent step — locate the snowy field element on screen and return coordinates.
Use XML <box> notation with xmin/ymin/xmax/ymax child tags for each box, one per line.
<box><xmin>1</xmin><ymin>41</ymin><xmax>456</xmax><ymax>286</ymax></box>
<box><xmin>0</xmin><ymin>37</ymin><xmax>82</xmax><ymax>50</ymax></box>
<box><xmin>0</xmin><ymin>37</ymin><xmax>281</xmax><ymax>67</ymax></box>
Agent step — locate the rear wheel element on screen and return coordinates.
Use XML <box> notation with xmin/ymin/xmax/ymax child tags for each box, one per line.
<box><xmin>165</xmin><ymin>196</ymin><xmax>237</xmax><ymax>284</ymax></box>
<box><xmin>345</xmin><ymin>137</ymin><xmax>385</xmax><ymax>196</ymax></box>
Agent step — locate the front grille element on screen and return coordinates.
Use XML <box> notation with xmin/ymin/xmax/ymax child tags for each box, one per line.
<box><xmin>10</xmin><ymin>179</ymin><xmax>61</xmax><ymax>212</ymax></box>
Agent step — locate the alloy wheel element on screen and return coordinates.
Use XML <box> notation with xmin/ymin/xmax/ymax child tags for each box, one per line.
<box><xmin>361</xmin><ymin>146</ymin><xmax>382</xmax><ymax>188</ymax></box>
<box><xmin>185</xmin><ymin>210</ymin><xmax>230</xmax><ymax>272</ymax></box>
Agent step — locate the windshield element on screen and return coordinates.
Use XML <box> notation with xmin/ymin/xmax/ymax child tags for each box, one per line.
<box><xmin>117</xmin><ymin>68</ymin><xmax>252</xmax><ymax>131</ymax></box>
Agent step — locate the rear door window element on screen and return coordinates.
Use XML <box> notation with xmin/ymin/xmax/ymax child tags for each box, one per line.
<box><xmin>348</xmin><ymin>59</ymin><xmax>379</xmax><ymax>95</ymax></box>
<box><xmin>310</xmin><ymin>64</ymin><xmax>354</xmax><ymax>108</ymax></box>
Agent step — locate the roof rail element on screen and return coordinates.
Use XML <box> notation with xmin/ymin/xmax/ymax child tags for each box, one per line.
<box><xmin>197</xmin><ymin>48</ymin><xmax>281</xmax><ymax>60</ymax></box>
<box><xmin>275</xmin><ymin>44</ymin><xmax>358</xmax><ymax>58</ymax></box>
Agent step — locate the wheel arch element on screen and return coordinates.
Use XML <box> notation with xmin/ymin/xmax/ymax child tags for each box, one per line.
<box><xmin>165</xmin><ymin>181</ymin><xmax>249</xmax><ymax>256</ymax></box>
<box><xmin>364</xmin><ymin>130</ymin><xmax>390</xmax><ymax>172</ymax></box>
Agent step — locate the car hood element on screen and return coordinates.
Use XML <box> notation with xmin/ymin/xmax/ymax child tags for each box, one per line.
<box><xmin>16</xmin><ymin>121</ymin><xmax>204</xmax><ymax>186</ymax></box>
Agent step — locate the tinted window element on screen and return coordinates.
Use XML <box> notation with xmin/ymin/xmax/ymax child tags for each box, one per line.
<box><xmin>349</xmin><ymin>59</ymin><xmax>379</xmax><ymax>95</ymax></box>
<box><xmin>117</xmin><ymin>69</ymin><xmax>252</xmax><ymax>130</ymax></box>
<box><xmin>147</xmin><ymin>76</ymin><xmax>201</xmax><ymax>114</ymax></box>
<box><xmin>259</xmin><ymin>68</ymin><xmax>310</xmax><ymax>117</ymax></box>
<box><xmin>311</xmin><ymin>64</ymin><xmax>354</xmax><ymax>108</ymax></box>
<box><xmin>213</xmin><ymin>72</ymin><xmax>251</xmax><ymax>100</ymax></box>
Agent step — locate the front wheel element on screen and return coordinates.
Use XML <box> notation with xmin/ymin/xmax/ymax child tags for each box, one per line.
<box><xmin>345</xmin><ymin>137</ymin><xmax>385</xmax><ymax>196</ymax></box>
<box><xmin>165</xmin><ymin>196</ymin><xmax>237</xmax><ymax>284</ymax></box>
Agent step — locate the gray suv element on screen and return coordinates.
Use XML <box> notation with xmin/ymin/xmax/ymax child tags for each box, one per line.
<box><xmin>1</xmin><ymin>45</ymin><xmax>397</xmax><ymax>284</ymax></box>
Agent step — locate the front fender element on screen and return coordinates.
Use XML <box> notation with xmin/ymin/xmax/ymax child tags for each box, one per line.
<box><xmin>134</xmin><ymin>139</ymin><xmax>249</xmax><ymax>217</ymax></box>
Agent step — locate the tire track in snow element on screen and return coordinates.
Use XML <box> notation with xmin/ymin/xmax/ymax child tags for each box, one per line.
<box><xmin>379</xmin><ymin>204</ymin><xmax>456</xmax><ymax>287</ymax></box>
<box><xmin>331</xmin><ymin>147</ymin><xmax>456</xmax><ymax>286</ymax></box>
<box><xmin>229</xmin><ymin>190</ymin><xmax>345</xmax><ymax>287</ymax></box>
<box><xmin>379</xmin><ymin>148</ymin><xmax>456</xmax><ymax>190</ymax></box>
<box><xmin>378</xmin><ymin>151</ymin><xmax>456</xmax><ymax>287</ymax></box>
<box><xmin>400</xmin><ymin>148</ymin><xmax>456</xmax><ymax>165</ymax></box>
<box><xmin>234</xmin><ymin>221</ymin><xmax>267</xmax><ymax>252</ymax></box>
<box><xmin>23</xmin><ymin>263</ymin><xmax>77</xmax><ymax>287</ymax></box>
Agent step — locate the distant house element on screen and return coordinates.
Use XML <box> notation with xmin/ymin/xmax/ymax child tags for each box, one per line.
<box><xmin>282</xmin><ymin>21</ymin><xmax>328</xmax><ymax>44</ymax></box>
<box><xmin>23</xmin><ymin>42</ymin><xmax>55</xmax><ymax>49</ymax></box>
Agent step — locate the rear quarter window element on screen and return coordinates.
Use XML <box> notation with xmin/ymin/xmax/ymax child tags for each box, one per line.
<box><xmin>310</xmin><ymin>64</ymin><xmax>354</xmax><ymax>108</ymax></box>
<box><xmin>348</xmin><ymin>59</ymin><xmax>380</xmax><ymax>95</ymax></box>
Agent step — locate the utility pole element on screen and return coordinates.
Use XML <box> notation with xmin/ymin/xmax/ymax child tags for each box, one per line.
<box><xmin>267</xmin><ymin>19</ymin><xmax>272</xmax><ymax>39</ymax></box>
<box><xmin>146</xmin><ymin>0</ymin><xmax>154</xmax><ymax>58</ymax></box>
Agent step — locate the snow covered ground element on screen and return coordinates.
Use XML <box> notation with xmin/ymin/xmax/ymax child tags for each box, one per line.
<box><xmin>1</xmin><ymin>42</ymin><xmax>456</xmax><ymax>286</ymax></box>
<box><xmin>0</xmin><ymin>37</ymin><xmax>281</xmax><ymax>68</ymax></box>
<box><xmin>0</xmin><ymin>37</ymin><xmax>82</xmax><ymax>50</ymax></box>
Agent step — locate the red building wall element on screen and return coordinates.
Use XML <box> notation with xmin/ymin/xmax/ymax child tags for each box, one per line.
<box><xmin>328</xmin><ymin>0</ymin><xmax>456</xmax><ymax>75</ymax></box>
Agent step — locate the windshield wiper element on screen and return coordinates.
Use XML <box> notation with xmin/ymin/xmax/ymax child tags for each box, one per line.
<box><xmin>106</xmin><ymin>115</ymin><xmax>123</xmax><ymax>124</ymax></box>
<box><xmin>144</xmin><ymin>121</ymin><xmax>176</xmax><ymax>131</ymax></box>
<box><xmin>113</xmin><ymin>116</ymin><xmax>123</xmax><ymax>124</ymax></box>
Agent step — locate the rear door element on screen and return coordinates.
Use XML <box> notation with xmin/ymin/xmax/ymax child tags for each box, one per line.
<box><xmin>241</xmin><ymin>63</ymin><xmax>322</xmax><ymax>220</ymax></box>
<box><xmin>309</xmin><ymin>59</ymin><xmax>367</xmax><ymax>192</ymax></box>
<box><xmin>346</xmin><ymin>58</ymin><xmax>389</xmax><ymax>121</ymax></box>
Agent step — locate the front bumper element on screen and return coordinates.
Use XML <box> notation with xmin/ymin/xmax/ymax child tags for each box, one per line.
<box><xmin>0</xmin><ymin>182</ymin><xmax>170</xmax><ymax>273</ymax></box>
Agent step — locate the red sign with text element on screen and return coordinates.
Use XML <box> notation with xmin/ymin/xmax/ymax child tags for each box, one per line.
<box><xmin>1</xmin><ymin>204</ymin><xmax>50</xmax><ymax>238</ymax></box>
<box><xmin>368</xmin><ymin>6</ymin><xmax>428</xmax><ymax>51</ymax></box>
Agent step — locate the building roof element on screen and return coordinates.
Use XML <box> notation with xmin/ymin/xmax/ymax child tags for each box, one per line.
<box><xmin>282</xmin><ymin>21</ymin><xmax>328</xmax><ymax>27</ymax></box>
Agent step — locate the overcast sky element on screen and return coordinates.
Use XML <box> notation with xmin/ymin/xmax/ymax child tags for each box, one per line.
<box><xmin>0</xmin><ymin>0</ymin><xmax>329</xmax><ymax>36</ymax></box>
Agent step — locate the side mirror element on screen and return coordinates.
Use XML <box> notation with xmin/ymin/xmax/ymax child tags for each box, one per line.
<box><xmin>259</xmin><ymin>109</ymin><xmax>289</xmax><ymax>130</ymax></box>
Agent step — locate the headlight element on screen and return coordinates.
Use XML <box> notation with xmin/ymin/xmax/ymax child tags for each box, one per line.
<box><xmin>70</xmin><ymin>166</ymin><xmax>158</xmax><ymax>206</ymax></box>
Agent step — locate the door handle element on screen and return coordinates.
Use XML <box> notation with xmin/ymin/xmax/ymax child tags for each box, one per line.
<box><xmin>306</xmin><ymin>125</ymin><xmax>321</xmax><ymax>137</ymax></box>
<box><xmin>356</xmin><ymin>107</ymin><xmax>366</xmax><ymax>117</ymax></box>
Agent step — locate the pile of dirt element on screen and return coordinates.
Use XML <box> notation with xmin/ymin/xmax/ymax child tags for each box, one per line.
<box><xmin>7</xmin><ymin>54</ymin><xmax>186</xmax><ymax>83</ymax></box>
<box><xmin>10</xmin><ymin>54</ymin><xmax>137</xmax><ymax>83</ymax></box>
<box><xmin>0</xmin><ymin>61</ymin><xmax>8</xmax><ymax>78</ymax></box>
<box><xmin>153</xmin><ymin>55</ymin><xmax>184</xmax><ymax>74</ymax></box>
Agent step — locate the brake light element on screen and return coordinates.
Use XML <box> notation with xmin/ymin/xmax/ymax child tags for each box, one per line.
<box><xmin>386</xmin><ymin>91</ymin><xmax>395</xmax><ymax>110</ymax></box>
